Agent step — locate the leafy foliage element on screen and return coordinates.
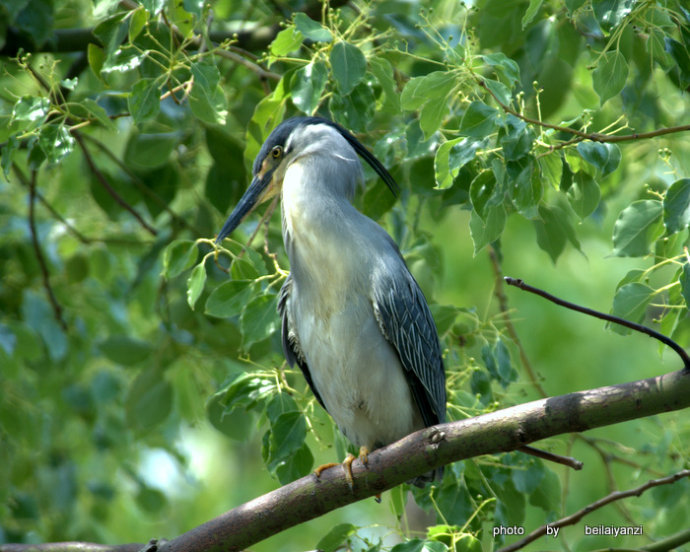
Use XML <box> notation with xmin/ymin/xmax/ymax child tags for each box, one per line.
<box><xmin>1</xmin><ymin>0</ymin><xmax>690</xmax><ymax>551</ymax></box>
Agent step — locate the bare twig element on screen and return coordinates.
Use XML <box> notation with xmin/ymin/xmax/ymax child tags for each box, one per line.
<box><xmin>489</xmin><ymin>247</ymin><xmax>547</xmax><ymax>397</ymax></box>
<box><xmin>478</xmin><ymin>79</ymin><xmax>690</xmax><ymax>146</ymax></box>
<box><xmin>27</xmin><ymin>170</ymin><xmax>68</xmax><ymax>331</ymax></box>
<box><xmin>496</xmin><ymin>469</ymin><xmax>690</xmax><ymax>552</ymax></box>
<box><xmin>518</xmin><ymin>445</ymin><xmax>583</xmax><ymax>470</ymax></box>
<box><xmin>504</xmin><ymin>277</ymin><xmax>690</xmax><ymax>370</ymax></box>
<box><xmin>80</xmin><ymin>134</ymin><xmax>200</xmax><ymax>235</ymax></box>
<box><xmin>74</xmin><ymin>132</ymin><xmax>157</xmax><ymax>236</ymax></box>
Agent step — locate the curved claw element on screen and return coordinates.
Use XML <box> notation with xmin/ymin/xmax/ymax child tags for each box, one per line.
<box><xmin>315</xmin><ymin>447</ymin><xmax>371</xmax><ymax>491</ymax></box>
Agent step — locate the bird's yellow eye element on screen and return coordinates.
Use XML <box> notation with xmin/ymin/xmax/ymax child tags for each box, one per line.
<box><xmin>271</xmin><ymin>146</ymin><xmax>283</xmax><ymax>159</ymax></box>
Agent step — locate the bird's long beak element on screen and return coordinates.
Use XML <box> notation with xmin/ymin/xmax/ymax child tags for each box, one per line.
<box><xmin>215</xmin><ymin>168</ymin><xmax>276</xmax><ymax>244</ymax></box>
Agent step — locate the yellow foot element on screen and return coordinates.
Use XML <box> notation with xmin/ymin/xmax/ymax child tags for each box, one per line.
<box><xmin>315</xmin><ymin>447</ymin><xmax>371</xmax><ymax>490</ymax></box>
<box><xmin>314</xmin><ymin>462</ymin><xmax>340</xmax><ymax>479</ymax></box>
<box><xmin>342</xmin><ymin>446</ymin><xmax>371</xmax><ymax>491</ymax></box>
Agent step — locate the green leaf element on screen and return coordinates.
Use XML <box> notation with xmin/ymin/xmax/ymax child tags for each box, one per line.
<box><xmin>453</xmin><ymin>534</ymin><xmax>482</xmax><ymax>552</ymax></box>
<box><xmin>539</xmin><ymin>153</ymin><xmax>563</xmax><ymax>189</ymax></box>
<box><xmin>529</xmin><ymin>467</ymin><xmax>561</xmax><ymax>513</ymax></box>
<box><xmin>400</xmin><ymin>71</ymin><xmax>455</xmax><ymax>111</ymax></box>
<box><xmin>483</xmin><ymin>78</ymin><xmax>512</xmax><ymax>105</ymax></box>
<box><xmin>592</xmin><ymin>51</ymin><xmax>629</xmax><ymax>104</ymax></box>
<box><xmin>576</xmin><ymin>142</ymin><xmax>621</xmax><ymax>176</ymax></box>
<box><xmin>369</xmin><ymin>57</ymin><xmax>400</xmax><ymax>113</ymax></box>
<box><xmin>294</xmin><ymin>12</ymin><xmax>332</xmax><ymax>42</ymax></box>
<box><xmin>274</xmin><ymin>443</ymin><xmax>313</xmax><ymax>484</ymax></box>
<box><xmin>330</xmin><ymin>42</ymin><xmax>367</xmax><ymax>94</ymax></box>
<box><xmin>291</xmin><ymin>61</ymin><xmax>328</xmax><ymax>114</ymax></box>
<box><xmin>204</xmin><ymin>280</ymin><xmax>254</xmax><ymax>318</ymax></box>
<box><xmin>124</xmin><ymin>131</ymin><xmax>178</xmax><ymax>169</ymax></box>
<box><xmin>470</xmin><ymin>169</ymin><xmax>497</xmax><ymax>220</ymax></box>
<box><xmin>190</xmin><ymin>62</ymin><xmax>228</xmax><ymax>124</ymax></box>
<box><xmin>610</xmin><ymin>282</ymin><xmax>654</xmax><ymax>335</ymax></box>
<box><xmin>161</xmin><ymin>240</ymin><xmax>198</xmax><ymax>278</ymax></box>
<box><xmin>593</xmin><ymin>0</ymin><xmax>635</xmax><ymax>30</ymax></box>
<box><xmin>316</xmin><ymin>523</ymin><xmax>357</xmax><ymax>552</ymax></box>
<box><xmin>99</xmin><ymin>335</ymin><xmax>152</xmax><ymax>365</ymax></box>
<box><xmin>481</xmin><ymin>53</ymin><xmax>520</xmax><ymax>86</ymax></box>
<box><xmin>665</xmin><ymin>37</ymin><xmax>690</xmax><ymax>87</ymax></box>
<box><xmin>11</xmin><ymin>96</ymin><xmax>50</xmax><ymax>130</ymax></box>
<box><xmin>434</xmin><ymin>137</ymin><xmax>484</xmax><ymax>189</ymax></box>
<box><xmin>87</xmin><ymin>43</ymin><xmax>106</xmax><ymax>79</ymax></box>
<box><xmin>500</xmin><ymin>116</ymin><xmax>534</xmax><ymax>161</ymax></box>
<box><xmin>469</xmin><ymin>205</ymin><xmax>506</xmax><ymax>254</ymax></box>
<box><xmin>391</xmin><ymin>539</ymin><xmax>424</xmax><ymax>552</ymax></box>
<box><xmin>80</xmin><ymin>98</ymin><xmax>116</xmax><ymax>130</ymax></box>
<box><xmin>37</xmin><ymin>124</ymin><xmax>75</xmax><ymax>164</ymax></box>
<box><xmin>459</xmin><ymin>102</ymin><xmax>499</xmax><ymax>138</ymax></box>
<box><xmin>125</xmin><ymin>368</ymin><xmax>172</xmax><ymax>433</ymax></box>
<box><xmin>507</xmin><ymin>157</ymin><xmax>542</xmax><ymax>219</ymax></box>
<box><xmin>129</xmin><ymin>6</ymin><xmax>148</xmax><ymax>41</ymax></box>
<box><xmin>241</xmin><ymin>293</ymin><xmax>279</xmax><ymax>347</ymax></box>
<box><xmin>511</xmin><ymin>461</ymin><xmax>544</xmax><ymax>493</ymax></box>
<box><xmin>567</xmin><ymin>171</ymin><xmax>600</xmax><ymax>218</ymax></box>
<box><xmin>522</xmin><ymin>0</ymin><xmax>543</xmax><ymax>28</ymax></box>
<box><xmin>207</xmin><ymin>392</ymin><xmax>254</xmax><ymax>440</ymax></box>
<box><xmin>269</xmin><ymin>411</ymin><xmax>307</xmax><ymax>465</ymax></box>
<box><xmin>270</xmin><ymin>26</ymin><xmax>303</xmax><ymax>56</ymax></box>
<box><xmin>419</xmin><ymin>98</ymin><xmax>448</xmax><ymax>140</ymax></box>
<box><xmin>533</xmin><ymin>203</ymin><xmax>580</xmax><ymax>262</ymax></box>
<box><xmin>93</xmin><ymin>12</ymin><xmax>128</xmax><ymax>59</ymax></box>
<box><xmin>328</xmin><ymin>80</ymin><xmax>375</xmax><ymax>132</ymax></box>
<box><xmin>266</xmin><ymin>391</ymin><xmax>299</xmax><ymax>424</ymax></box>
<box><xmin>612</xmin><ymin>200</ymin><xmax>663</xmax><ymax>256</ymax></box>
<box><xmin>136</xmin><ymin>486</ymin><xmax>167</xmax><ymax>513</ymax></box>
<box><xmin>663</xmin><ymin>178</ymin><xmax>690</xmax><ymax>234</ymax></box>
<box><xmin>128</xmin><ymin>78</ymin><xmax>160</xmax><ymax>124</ymax></box>
<box><xmin>186</xmin><ymin>263</ymin><xmax>206</xmax><ymax>310</ymax></box>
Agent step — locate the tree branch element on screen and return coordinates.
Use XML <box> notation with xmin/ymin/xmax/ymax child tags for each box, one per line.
<box><xmin>477</xmin><ymin>79</ymin><xmax>690</xmax><ymax>146</ymax></box>
<box><xmin>504</xmin><ymin>277</ymin><xmax>690</xmax><ymax>370</ymax></box>
<box><xmin>73</xmin><ymin>132</ymin><xmax>157</xmax><ymax>236</ymax></box>
<box><xmin>2</xmin><ymin>369</ymin><xmax>689</xmax><ymax>552</ymax></box>
<box><xmin>27</xmin><ymin>169</ymin><xmax>68</xmax><ymax>331</ymax></box>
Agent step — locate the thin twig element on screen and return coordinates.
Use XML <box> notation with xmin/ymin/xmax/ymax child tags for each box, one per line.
<box><xmin>478</xmin><ymin>79</ymin><xmax>690</xmax><ymax>146</ymax></box>
<box><xmin>496</xmin><ymin>469</ymin><xmax>690</xmax><ymax>552</ymax></box>
<box><xmin>518</xmin><ymin>445</ymin><xmax>583</xmax><ymax>470</ymax></box>
<box><xmin>504</xmin><ymin>277</ymin><xmax>690</xmax><ymax>370</ymax></box>
<box><xmin>80</xmin><ymin>134</ymin><xmax>200</xmax><ymax>235</ymax></box>
<box><xmin>27</xmin><ymin>170</ymin><xmax>67</xmax><ymax>330</ymax></box>
<box><xmin>73</xmin><ymin>132</ymin><xmax>157</xmax><ymax>236</ymax></box>
<box><xmin>489</xmin><ymin>247</ymin><xmax>548</xmax><ymax>397</ymax></box>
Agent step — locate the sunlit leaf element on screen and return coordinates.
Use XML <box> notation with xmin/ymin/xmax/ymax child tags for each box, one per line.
<box><xmin>186</xmin><ymin>263</ymin><xmax>206</xmax><ymax>310</ymax></box>
<box><xmin>592</xmin><ymin>51</ymin><xmax>629</xmax><ymax>104</ymax></box>
<box><xmin>663</xmin><ymin>178</ymin><xmax>690</xmax><ymax>234</ymax></box>
<box><xmin>294</xmin><ymin>12</ymin><xmax>332</xmax><ymax>42</ymax></box>
<box><xmin>612</xmin><ymin>200</ymin><xmax>663</xmax><ymax>256</ymax></box>
<box><xmin>162</xmin><ymin>240</ymin><xmax>198</xmax><ymax>278</ymax></box>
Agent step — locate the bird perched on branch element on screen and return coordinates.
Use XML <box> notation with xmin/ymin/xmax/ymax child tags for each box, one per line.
<box><xmin>216</xmin><ymin>116</ymin><xmax>446</xmax><ymax>485</ymax></box>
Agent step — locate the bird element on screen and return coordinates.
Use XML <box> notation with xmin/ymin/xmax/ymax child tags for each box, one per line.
<box><xmin>215</xmin><ymin>116</ymin><xmax>446</xmax><ymax>486</ymax></box>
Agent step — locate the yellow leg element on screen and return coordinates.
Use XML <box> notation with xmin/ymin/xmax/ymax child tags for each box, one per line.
<box><xmin>314</xmin><ymin>462</ymin><xmax>340</xmax><ymax>478</ymax></box>
<box><xmin>315</xmin><ymin>447</ymin><xmax>371</xmax><ymax>491</ymax></box>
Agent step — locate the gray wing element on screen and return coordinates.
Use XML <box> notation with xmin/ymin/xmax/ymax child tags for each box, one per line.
<box><xmin>277</xmin><ymin>274</ymin><xmax>327</xmax><ymax>410</ymax></box>
<box><xmin>372</xmin><ymin>262</ymin><xmax>446</xmax><ymax>427</ymax></box>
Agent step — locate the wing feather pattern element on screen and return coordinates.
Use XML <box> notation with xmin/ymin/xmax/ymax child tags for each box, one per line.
<box><xmin>371</xmin><ymin>262</ymin><xmax>446</xmax><ymax>428</ymax></box>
